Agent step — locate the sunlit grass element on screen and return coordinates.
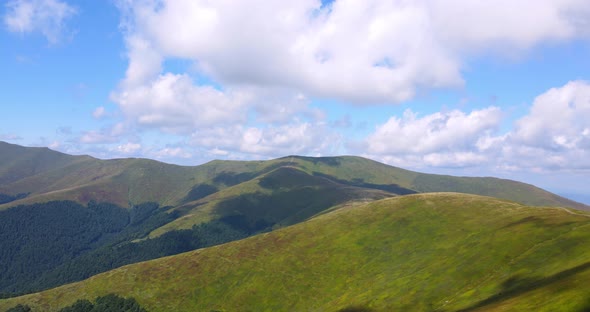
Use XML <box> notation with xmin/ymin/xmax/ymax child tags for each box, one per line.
<box><xmin>2</xmin><ymin>193</ymin><xmax>590</xmax><ymax>311</ymax></box>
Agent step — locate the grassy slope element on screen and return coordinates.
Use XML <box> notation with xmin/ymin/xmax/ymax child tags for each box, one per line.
<box><xmin>0</xmin><ymin>157</ymin><xmax>204</xmax><ymax>209</ymax></box>
<box><xmin>148</xmin><ymin>166</ymin><xmax>393</xmax><ymax>236</ymax></box>
<box><xmin>282</xmin><ymin>155</ymin><xmax>588</xmax><ymax>210</ymax></box>
<box><xmin>411</xmin><ymin>173</ymin><xmax>585</xmax><ymax>210</ymax></box>
<box><xmin>0</xmin><ymin>141</ymin><xmax>89</xmax><ymax>185</ymax></box>
<box><xmin>3</xmin><ymin>193</ymin><xmax>590</xmax><ymax>312</ymax></box>
<box><xmin>1</xmin><ymin>142</ymin><xmax>585</xmax><ymax>211</ymax></box>
<box><xmin>255</xmin><ymin>156</ymin><xmax>587</xmax><ymax>210</ymax></box>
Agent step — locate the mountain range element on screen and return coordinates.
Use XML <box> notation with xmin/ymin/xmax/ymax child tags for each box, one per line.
<box><xmin>0</xmin><ymin>141</ymin><xmax>589</xmax><ymax>311</ymax></box>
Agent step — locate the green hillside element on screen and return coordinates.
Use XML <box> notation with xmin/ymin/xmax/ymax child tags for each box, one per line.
<box><xmin>148</xmin><ymin>165</ymin><xmax>393</xmax><ymax>236</ymax></box>
<box><xmin>275</xmin><ymin>156</ymin><xmax>588</xmax><ymax>210</ymax></box>
<box><xmin>3</xmin><ymin>193</ymin><xmax>590</xmax><ymax>312</ymax></box>
<box><xmin>1</xmin><ymin>141</ymin><xmax>588</xmax><ymax>301</ymax></box>
<box><xmin>0</xmin><ymin>200</ymin><xmax>185</xmax><ymax>296</ymax></box>
<box><xmin>0</xmin><ymin>165</ymin><xmax>392</xmax><ymax>296</ymax></box>
<box><xmin>0</xmin><ymin>141</ymin><xmax>89</xmax><ymax>185</ymax></box>
<box><xmin>1</xmin><ymin>142</ymin><xmax>586</xmax><ymax>214</ymax></box>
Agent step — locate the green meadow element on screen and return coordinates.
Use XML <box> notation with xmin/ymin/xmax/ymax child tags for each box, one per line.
<box><xmin>3</xmin><ymin>193</ymin><xmax>589</xmax><ymax>311</ymax></box>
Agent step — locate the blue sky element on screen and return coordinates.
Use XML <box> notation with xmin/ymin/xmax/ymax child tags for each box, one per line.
<box><xmin>1</xmin><ymin>0</ymin><xmax>590</xmax><ymax>202</ymax></box>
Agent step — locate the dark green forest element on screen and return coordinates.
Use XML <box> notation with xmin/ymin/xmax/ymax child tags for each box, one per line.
<box><xmin>0</xmin><ymin>201</ymin><xmax>264</xmax><ymax>297</ymax></box>
<box><xmin>6</xmin><ymin>294</ymin><xmax>147</xmax><ymax>312</ymax></box>
<box><xmin>0</xmin><ymin>201</ymin><xmax>131</xmax><ymax>295</ymax></box>
<box><xmin>0</xmin><ymin>193</ymin><xmax>28</xmax><ymax>205</ymax></box>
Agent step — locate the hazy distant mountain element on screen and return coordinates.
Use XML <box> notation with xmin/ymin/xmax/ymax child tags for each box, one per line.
<box><xmin>559</xmin><ymin>193</ymin><xmax>590</xmax><ymax>206</ymax></box>
<box><xmin>1</xmin><ymin>141</ymin><xmax>586</xmax><ymax>213</ymax></box>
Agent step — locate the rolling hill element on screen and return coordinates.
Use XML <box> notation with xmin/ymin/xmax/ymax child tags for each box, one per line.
<box><xmin>2</xmin><ymin>193</ymin><xmax>590</xmax><ymax>311</ymax></box>
<box><xmin>0</xmin><ymin>141</ymin><xmax>586</xmax><ymax>215</ymax></box>
<box><xmin>1</xmin><ymin>141</ymin><xmax>588</xmax><ymax>299</ymax></box>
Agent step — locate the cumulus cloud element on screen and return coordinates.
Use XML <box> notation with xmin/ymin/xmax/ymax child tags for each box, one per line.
<box><xmin>105</xmin><ymin>0</ymin><xmax>590</xmax><ymax>164</ymax></box>
<box><xmin>249</xmin><ymin>89</ymin><xmax>324</xmax><ymax>124</ymax></box>
<box><xmin>151</xmin><ymin>147</ymin><xmax>192</xmax><ymax>160</ymax></box>
<box><xmin>114</xmin><ymin>0</ymin><xmax>590</xmax><ymax>104</ymax></box>
<box><xmin>115</xmin><ymin>142</ymin><xmax>142</xmax><ymax>155</ymax></box>
<box><xmin>79</xmin><ymin>123</ymin><xmax>129</xmax><ymax>144</ymax></box>
<box><xmin>362</xmin><ymin>107</ymin><xmax>502</xmax><ymax>167</ymax></box>
<box><xmin>430</xmin><ymin>0</ymin><xmax>590</xmax><ymax>54</ymax></box>
<box><xmin>512</xmin><ymin>80</ymin><xmax>590</xmax><ymax>151</ymax></box>
<box><xmin>362</xmin><ymin>81</ymin><xmax>590</xmax><ymax>172</ymax></box>
<box><xmin>191</xmin><ymin>122</ymin><xmax>340</xmax><ymax>158</ymax></box>
<box><xmin>504</xmin><ymin>80</ymin><xmax>590</xmax><ymax>171</ymax></box>
<box><xmin>3</xmin><ymin>0</ymin><xmax>76</xmax><ymax>44</ymax></box>
<box><xmin>112</xmin><ymin>73</ymin><xmax>249</xmax><ymax>134</ymax></box>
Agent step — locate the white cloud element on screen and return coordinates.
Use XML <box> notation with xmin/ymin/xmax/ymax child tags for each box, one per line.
<box><xmin>362</xmin><ymin>81</ymin><xmax>590</xmax><ymax>172</ymax></box>
<box><xmin>365</xmin><ymin>107</ymin><xmax>502</xmax><ymax>155</ymax></box>
<box><xmin>191</xmin><ymin>122</ymin><xmax>340</xmax><ymax>158</ymax></box>
<box><xmin>121</xmin><ymin>34</ymin><xmax>163</xmax><ymax>87</ymax></box>
<box><xmin>115</xmin><ymin>0</ymin><xmax>590</xmax><ymax>105</ymax></box>
<box><xmin>115</xmin><ymin>142</ymin><xmax>141</xmax><ymax>154</ymax></box>
<box><xmin>79</xmin><ymin>131</ymin><xmax>118</xmax><ymax>144</ymax></box>
<box><xmin>249</xmin><ymin>89</ymin><xmax>323</xmax><ymax>124</ymax></box>
<box><xmin>112</xmin><ymin>73</ymin><xmax>251</xmax><ymax>134</ymax></box>
<box><xmin>116</xmin><ymin>0</ymin><xmax>459</xmax><ymax>104</ymax></box>
<box><xmin>208</xmin><ymin>148</ymin><xmax>229</xmax><ymax>157</ymax></box>
<box><xmin>151</xmin><ymin>147</ymin><xmax>192</xmax><ymax>160</ymax></box>
<box><xmin>239</xmin><ymin>123</ymin><xmax>332</xmax><ymax>155</ymax></box>
<box><xmin>430</xmin><ymin>0</ymin><xmax>590</xmax><ymax>54</ymax></box>
<box><xmin>504</xmin><ymin>80</ymin><xmax>590</xmax><ymax>171</ymax></box>
<box><xmin>79</xmin><ymin>123</ymin><xmax>130</xmax><ymax>144</ymax></box>
<box><xmin>92</xmin><ymin>106</ymin><xmax>106</xmax><ymax>119</ymax></box>
<box><xmin>3</xmin><ymin>0</ymin><xmax>76</xmax><ymax>44</ymax></box>
<box><xmin>102</xmin><ymin>1</ymin><xmax>590</xmax><ymax>168</ymax></box>
<box><xmin>0</xmin><ymin>133</ymin><xmax>23</xmax><ymax>141</ymax></box>
<box><xmin>423</xmin><ymin>152</ymin><xmax>488</xmax><ymax>168</ymax></box>
<box><xmin>48</xmin><ymin>140</ymin><xmax>60</xmax><ymax>149</ymax></box>
<box><xmin>512</xmin><ymin>80</ymin><xmax>590</xmax><ymax>151</ymax></box>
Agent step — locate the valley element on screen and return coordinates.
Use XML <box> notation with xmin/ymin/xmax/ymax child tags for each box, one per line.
<box><xmin>1</xmin><ymin>141</ymin><xmax>589</xmax><ymax>311</ymax></box>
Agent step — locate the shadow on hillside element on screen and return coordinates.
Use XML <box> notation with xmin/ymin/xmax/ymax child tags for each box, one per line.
<box><xmin>182</xmin><ymin>184</ymin><xmax>219</xmax><ymax>203</ymax></box>
<box><xmin>337</xmin><ymin>305</ymin><xmax>375</xmax><ymax>312</ymax></box>
<box><xmin>212</xmin><ymin>168</ymin><xmax>372</xmax><ymax>233</ymax></box>
<box><xmin>500</xmin><ymin>216</ymin><xmax>577</xmax><ymax>230</ymax></box>
<box><xmin>212</xmin><ymin>162</ymin><xmax>292</xmax><ymax>186</ymax></box>
<box><xmin>579</xmin><ymin>298</ymin><xmax>590</xmax><ymax>312</ymax></box>
<box><xmin>212</xmin><ymin>187</ymin><xmax>344</xmax><ymax>232</ymax></box>
<box><xmin>213</xmin><ymin>171</ymin><xmax>257</xmax><ymax>186</ymax></box>
<box><xmin>578</xmin><ymin>297</ymin><xmax>590</xmax><ymax>312</ymax></box>
<box><xmin>312</xmin><ymin>172</ymin><xmax>417</xmax><ymax>195</ymax></box>
<box><xmin>458</xmin><ymin>261</ymin><xmax>590</xmax><ymax>311</ymax></box>
<box><xmin>0</xmin><ymin>192</ymin><xmax>29</xmax><ymax>205</ymax></box>
<box><xmin>289</xmin><ymin>155</ymin><xmax>342</xmax><ymax>166</ymax></box>
<box><xmin>500</xmin><ymin>216</ymin><xmax>542</xmax><ymax>229</ymax></box>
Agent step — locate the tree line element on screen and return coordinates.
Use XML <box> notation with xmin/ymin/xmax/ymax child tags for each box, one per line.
<box><xmin>0</xmin><ymin>200</ymin><xmax>268</xmax><ymax>297</ymax></box>
<box><xmin>6</xmin><ymin>294</ymin><xmax>147</xmax><ymax>312</ymax></box>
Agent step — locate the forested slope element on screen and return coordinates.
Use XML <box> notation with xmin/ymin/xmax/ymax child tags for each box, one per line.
<box><xmin>3</xmin><ymin>193</ymin><xmax>590</xmax><ymax>311</ymax></box>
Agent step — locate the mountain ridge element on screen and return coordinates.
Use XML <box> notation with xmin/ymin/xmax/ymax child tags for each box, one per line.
<box><xmin>1</xmin><ymin>141</ymin><xmax>586</xmax><ymax>212</ymax></box>
<box><xmin>2</xmin><ymin>141</ymin><xmax>590</xmax><ymax>310</ymax></box>
<box><xmin>2</xmin><ymin>193</ymin><xmax>590</xmax><ymax>311</ymax></box>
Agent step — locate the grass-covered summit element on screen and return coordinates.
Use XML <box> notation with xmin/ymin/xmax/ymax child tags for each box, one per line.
<box><xmin>1</xmin><ymin>141</ymin><xmax>585</xmax><ymax>213</ymax></box>
<box><xmin>2</xmin><ymin>141</ymin><xmax>588</xmax><ymax>303</ymax></box>
<box><xmin>3</xmin><ymin>193</ymin><xmax>590</xmax><ymax>311</ymax></box>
